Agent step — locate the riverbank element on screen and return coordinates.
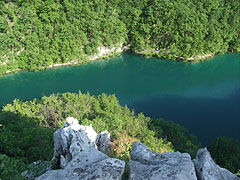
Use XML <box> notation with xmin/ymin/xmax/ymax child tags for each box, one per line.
<box><xmin>0</xmin><ymin>45</ymin><xmax>225</xmax><ymax>77</ymax></box>
<box><xmin>136</xmin><ymin>48</ymin><xmax>214</xmax><ymax>62</ymax></box>
<box><xmin>0</xmin><ymin>44</ymin><xmax>124</xmax><ymax>76</ymax></box>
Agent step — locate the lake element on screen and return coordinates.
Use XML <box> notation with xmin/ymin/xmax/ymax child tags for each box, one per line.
<box><xmin>0</xmin><ymin>52</ymin><xmax>239</xmax><ymax>145</ymax></box>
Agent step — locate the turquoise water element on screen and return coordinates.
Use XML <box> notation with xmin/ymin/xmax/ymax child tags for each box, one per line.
<box><xmin>0</xmin><ymin>52</ymin><xmax>239</xmax><ymax>144</ymax></box>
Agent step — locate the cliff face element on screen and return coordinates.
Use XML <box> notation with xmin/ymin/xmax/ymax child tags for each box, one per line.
<box><xmin>23</xmin><ymin>117</ymin><xmax>240</xmax><ymax>180</ymax></box>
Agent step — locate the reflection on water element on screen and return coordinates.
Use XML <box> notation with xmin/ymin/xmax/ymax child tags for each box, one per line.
<box><xmin>0</xmin><ymin>52</ymin><xmax>239</xmax><ymax>144</ymax></box>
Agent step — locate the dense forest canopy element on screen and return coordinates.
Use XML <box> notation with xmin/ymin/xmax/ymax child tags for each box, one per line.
<box><xmin>0</xmin><ymin>0</ymin><xmax>239</xmax><ymax>74</ymax></box>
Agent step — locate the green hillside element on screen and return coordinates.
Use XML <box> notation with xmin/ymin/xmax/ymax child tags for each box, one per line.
<box><xmin>0</xmin><ymin>0</ymin><xmax>239</xmax><ymax>74</ymax></box>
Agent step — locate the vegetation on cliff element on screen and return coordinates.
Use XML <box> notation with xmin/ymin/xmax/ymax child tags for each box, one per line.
<box><xmin>0</xmin><ymin>92</ymin><xmax>173</xmax><ymax>179</ymax></box>
<box><xmin>0</xmin><ymin>92</ymin><xmax>239</xmax><ymax>179</ymax></box>
<box><xmin>1</xmin><ymin>0</ymin><xmax>240</xmax><ymax>75</ymax></box>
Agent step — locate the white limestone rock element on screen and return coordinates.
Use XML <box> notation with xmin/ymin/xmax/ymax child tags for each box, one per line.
<box><xmin>129</xmin><ymin>142</ymin><xmax>197</xmax><ymax>180</ymax></box>
<box><xmin>36</xmin><ymin>117</ymin><xmax>125</xmax><ymax>180</ymax></box>
<box><xmin>193</xmin><ymin>148</ymin><xmax>240</xmax><ymax>180</ymax></box>
<box><xmin>89</xmin><ymin>44</ymin><xmax>123</xmax><ymax>61</ymax></box>
<box><xmin>53</xmin><ymin>117</ymin><xmax>97</xmax><ymax>168</ymax></box>
<box><xmin>36</xmin><ymin>149</ymin><xmax>125</xmax><ymax>180</ymax></box>
<box><xmin>96</xmin><ymin>130</ymin><xmax>111</xmax><ymax>153</ymax></box>
<box><xmin>71</xmin><ymin>157</ymin><xmax>125</xmax><ymax>180</ymax></box>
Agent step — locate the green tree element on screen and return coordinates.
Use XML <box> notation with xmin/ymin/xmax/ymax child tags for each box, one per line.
<box><xmin>208</xmin><ymin>137</ymin><xmax>240</xmax><ymax>173</ymax></box>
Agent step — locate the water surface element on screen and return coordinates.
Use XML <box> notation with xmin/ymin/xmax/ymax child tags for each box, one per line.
<box><xmin>0</xmin><ymin>52</ymin><xmax>239</xmax><ymax>144</ymax></box>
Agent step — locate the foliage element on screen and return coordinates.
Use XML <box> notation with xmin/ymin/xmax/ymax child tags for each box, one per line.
<box><xmin>208</xmin><ymin>136</ymin><xmax>240</xmax><ymax>173</ymax></box>
<box><xmin>0</xmin><ymin>153</ymin><xmax>27</xmax><ymax>180</ymax></box>
<box><xmin>0</xmin><ymin>92</ymin><xmax>173</xmax><ymax>162</ymax></box>
<box><xmin>24</xmin><ymin>160</ymin><xmax>53</xmax><ymax>179</ymax></box>
<box><xmin>150</xmin><ymin>118</ymin><xmax>201</xmax><ymax>157</ymax></box>
<box><xmin>127</xmin><ymin>0</ymin><xmax>240</xmax><ymax>60</ymax></box>
<box><xmin>0</xmin><ymin>91</ymin><xmax>174</xmax><ymax>178</ymax></box>
<box><xmin>0</xmin><ymin>0</ymin><xmax>127</xmax><ymax>74</ymax></box>
<box><xmin>110</xmin><ymin>131</ymin><xmax>173</xmax><ymax>179</ymax></box>
<box><xmin>110</xmin><ymin>132</ymin><xmax>137</xmax><ymax>180</ymax></box>
<box><xmin>0</xmin><ymin>0</ymin><xmax>239</xmax><ymax>75</ymax></box>
<box><xmin>0</xmin><ymin>111</ymin><xmax>54</xmax><ymax>162</ymax></box>
<box><xmin>236</xmin><ymin>169</ymin><xmax>240</xmax><ymax>177</ymax></box>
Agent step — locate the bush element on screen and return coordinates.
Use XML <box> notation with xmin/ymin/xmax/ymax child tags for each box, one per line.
<box><xmin>208</xmin><ymin>136</ymin><xmax>240</xmax><ymax>173</ymax></box>
<box><xmin>0</xmin><ymin>92</ymin><xmax>173</xmax><ymax>164</ymax></box>
<box><xmin>0</xmin><ymin>154</ymin><xmax>27</xmax><ymax>180</ymax></box>
<box><xmin>0</xmin><ymin>111</ymin><xmax>54</xmax><ymax>162</ymax></box>
<box><xmin>150</xmin><ymin>118</ymin><xmax>201</xmax><ymax>157</ymax></box>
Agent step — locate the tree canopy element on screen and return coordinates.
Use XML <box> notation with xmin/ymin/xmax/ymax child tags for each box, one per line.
<box><xmin>0</xmin><ymin>0</ymin><xmax>239</xmax><ymax>74</ymax></box>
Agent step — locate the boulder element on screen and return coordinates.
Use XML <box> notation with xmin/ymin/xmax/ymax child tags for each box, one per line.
<box><xmin>36</xmin><ymin>117</ymin><xmax>125</xmax><ymax>180</ymax></box>
<box><xmin>36</xmin><ymin>149</ymin><xmax>125</xmax><ymax>180</ymax></box>
<box><xmin>96</xmin><ymin>130</ymin><xmax>111</xmax><ymax>153</ymax></box>
<box><xmin>53</xmin><ymin>117</ymin><xmax>98</xmax><ymax>168</ymax></box>
<box><xmin>129</xmin><ymin>142</ymin><xmax>197</xmax><ymax>180</ymax></box>
<box><xmin>193</xmin><ymin>148</ymin><xmax>240</xmax><ymax>180</ymax></box>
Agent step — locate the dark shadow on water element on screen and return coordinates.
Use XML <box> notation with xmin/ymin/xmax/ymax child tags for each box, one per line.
<box><xmin>129</xmin><ymin>91</ymin><xmax>240</xmax><ymax>145</ymax></box>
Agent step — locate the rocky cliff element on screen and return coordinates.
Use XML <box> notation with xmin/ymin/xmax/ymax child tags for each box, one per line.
<box><xmin>23</xmin><ymin>117</ymin><xmax>239</xmax><ymax>180</ymax></box>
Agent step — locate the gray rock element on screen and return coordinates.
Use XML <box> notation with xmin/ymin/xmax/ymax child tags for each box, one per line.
<box><xmin>72</xmin><ymin>157</ymin><xmax>125</xmax><ymax>180</ymax></box>
<box><xmin>193</xmin><ymin>148</ymin><xmax>240</xmax><ymax>180</ymax></box>
<box><xmin>52</xmin><ymin>117</ymin><xmax>97</xmax><ymax>168</ymax></box>
<box><xmin>129</xmin><ymin>142</ymin><xmax>197</xmax><ymax>180</ymax></box>
<box><xmin>96</xmin><ymin>130</ymin><xmax>111</xmax><ymax>153</ymax></box>
<box><xmin>37</xmin><ymin>149</ymin><xmax>125</xmax><ymax>180</ymax></box>
<box><xmin>36</xmin><ymin>117</ymin><xmax>125</xmax><ymax>180</ymax></box>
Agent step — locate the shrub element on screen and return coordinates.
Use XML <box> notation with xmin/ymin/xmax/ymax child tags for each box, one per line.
<box><xmin>208</xmin><ymin>136</ymin><xmax>240</xmax><ymax>173</ymax></box>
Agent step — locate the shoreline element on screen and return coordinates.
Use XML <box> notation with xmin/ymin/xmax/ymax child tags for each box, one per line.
<box><xmin>136</xmin><ymin>48</ymin><xmax>214</xmax><ymax>62</ymax></box>
<box><xmin>1</xmin><ymin>44</ymin><xmax>124</xmax><ymax>76</ymax></box>
<box><xmin>0</xmin><ymin>47</ymin><xmax>220</xmax><ymax>77</ymax></box>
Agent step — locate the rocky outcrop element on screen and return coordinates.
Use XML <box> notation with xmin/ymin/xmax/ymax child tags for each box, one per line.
<box><xmin>36</xmin><ymin>117</ymin><xmax>125</xmax><ymax>180</ymax></box>
<box><xmin>129</xmin><ymin>142</ymin><xmax>197</xmax><ymax>180</ymax></box>
<box><xmin>193</xmin><ymin>148</ymin><xmax>240</xmax><ymax>180</ymax></box>
<box><xmin>25</xmin><ymin>117</ymin><xmax>240</xmax><ymax>180</ymax></box>
<box><xmin>129</xmin><ymin>142</ymin><xmax>240</xmax><ymax>180</ymax></box>
<box><xmin>52</xmin><ymin>117</ymin><xmax>98</xmax><ymax>168</ymax></box>
<box><xmin>89</xmin><ymin>44</ymin><xmax>123</xmax><ymax>61</ymax></box>
<box><xmin>37</xmin><ymin>149</ymin><xmax>124</xmax><ymax>180</ymax></box>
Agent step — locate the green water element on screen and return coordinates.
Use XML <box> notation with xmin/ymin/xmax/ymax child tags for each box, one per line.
<box><xmin>0</xmin><ymin>52</ymin><xmax>239</xmax><ymax>144</ymax></box>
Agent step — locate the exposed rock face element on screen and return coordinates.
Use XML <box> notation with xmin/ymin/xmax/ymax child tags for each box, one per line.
<box><xmin>36</xmin><ymin>117</ymin><xmax>125</xmax><ymax>180</ymax></box>
<box><xmin>96</xmin><ymin>130</ymin><xmax>111</xmax><ymax>153</ymax></box>
<box><xmin>193</xmin><ymin>148</ymin><xmax>240</xmax><ymax>180</ymax></box>
<box><xmin>53</xmin><ymin>117</ymin><xmax>98</xmax><ymax>168</ymax></box>
<box><xmin>37</xmin><ymin>149</ymin><xmax>124</xmax><ymax>180</ymax></box>
<box><xmin>30</xmin><ymin>117</ymin><xmax>240</xmax><ymax>180</ymax></box>
<box><xmin>129</xmin><ymin>142</ymin><xmax>197</xmax><ymax>180</ymax></box>
<box><xmin>89</xmin><ymin>44</ymin><xmax>123</xmax><ymax>61</ymax></box>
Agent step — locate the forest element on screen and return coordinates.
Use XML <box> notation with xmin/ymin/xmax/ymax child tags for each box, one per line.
<box><xmin>0</xmin><ymin>0</ymin><xmax>240</xmax><ymax>75</ymax></box>
<box><xmin>0</xmin><ymin>92</ymin><xmax>240</xmax><ymax>179</ymax></box>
